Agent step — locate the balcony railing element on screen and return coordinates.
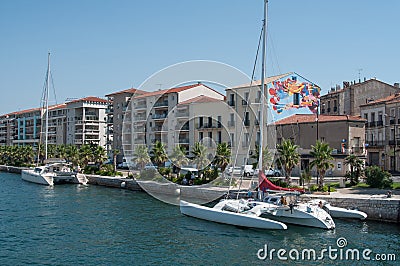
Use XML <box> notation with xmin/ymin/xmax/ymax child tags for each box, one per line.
<box><xmin>366</xmin><ymin>140</ymin><xmax>387</xmax><ymax>147</ymax></box>
<box><xmin>152</xmin><ymin>113</ymin><xmax>167</xmax><ymax>120</ymax></box>
<box><xmin>242</xmin><ymin>99</ymin><xmax>250</xmax><ymax>106</ymax></box>
<box><xmin>369</xmin><ymin>121</ymin><xmax>376</xmax><ymax>127</ymax></box>
<box><xmin>390</xmin><ymin>119</ymin><xmax>395</xmax><ymax>125</ymax></box>
<box><xmin>154</xmin><ymin>100</ymin><xmax>169</xmax><ymax>108</ymax></box>
<box><xmin>377</xmin><ymin>120</ymin><xmax>383</xmax><ymax>127</ymax></box>
<box><xmin>388</xmin><ymin>140</ymin><xmax>398</xmax><ymax>145</ymax></box>
<box><xmin>227</xmin><ymin>100</ymin><xmax>235</xmax><ymax>106</ymax></box>
<box><xmin>333</xmin><ymin>107</ymin><xmax>337</xmax><ymax>112</ymax></box>
<box><xmin>243</xmin><ymin>120</ymin><xmax>250</xmax><ymax>126</ymax></box>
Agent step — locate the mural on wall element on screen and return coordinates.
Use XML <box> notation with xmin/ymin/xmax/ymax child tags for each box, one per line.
<box><xmin>269</xmin><ymin>75</ymin><xmax>321</xmax><ymax>114</ymax></box>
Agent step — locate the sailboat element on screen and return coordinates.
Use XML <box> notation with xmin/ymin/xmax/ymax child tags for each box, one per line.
<box><xmin>180</xmin><ymin>0</ymin><xmax>287</xmax><ymax>230</ymax></box>
<box><xmin>21</xmin><ymin>53</ymin><xmax>87</xmax><ymax>186</ymax></box>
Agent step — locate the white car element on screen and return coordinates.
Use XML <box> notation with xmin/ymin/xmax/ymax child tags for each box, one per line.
<box><xmin>254</xmin><ymin>168</ymin><xmax>281</xmax><ymax>177</ymax></box>
<box><xmin>241</xmin><ymin>165</ymin><xmax>254</xmax><ymax>177</ymax></box>
<box><xmin>225</xmin><ymin>166</ymin><xmax>241</xmax><ymax>176</ymax></box>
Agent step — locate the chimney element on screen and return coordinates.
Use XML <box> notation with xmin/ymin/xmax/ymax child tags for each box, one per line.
<box><xmin>343</xmin><ymin>81</ymin><xmax>350</xmax><ymax>88</ymax></box>
<box><xmin>394</xmin><ymin>83</ymin><xmax>400</xmax><ymax>88</ymax></box>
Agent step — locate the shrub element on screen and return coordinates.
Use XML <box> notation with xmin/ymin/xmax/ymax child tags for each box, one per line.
<box><xmin>364</xmin><ymin>166</ymin><xmax>393</xmax><ymax>188</ymax></box>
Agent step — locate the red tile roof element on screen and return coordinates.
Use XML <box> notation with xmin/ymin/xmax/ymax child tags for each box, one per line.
<box><xmin>105</xmin><ymin>88</ymin><xmax>146</xmax><ymax>97</ymax></box>
<box><xmin>360</xmin><ymin>93</ymin><xmax>400</xmax><ymax>107</ymax></box>
<box><xmin>178</xmin><ymin>95</ymin><xmax>224</xmax><ymax>105</ymax></box>
<box><xmin>9</xmin><ymin>103</ymin><xmax>66</xmax><ymax>116</ymax></box>
<box><xmin>66</xmin><ymin>96</ymin><xmax>108</xmax><ymax>105</ymax></box>
<box><xmin>133</xmin><ymin>83</ymin><xmax>217</xmax><ymax>99</ymax></box>
<box><xmin>274</xmin><ymin>114</ymin><xmax>366</xmax><ymax>125</ymax></box>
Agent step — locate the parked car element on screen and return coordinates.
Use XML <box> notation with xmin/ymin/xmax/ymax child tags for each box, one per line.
<box><xmin>254</xmin><ymin>168</ymin><xmax>282</xmax><ymax>177</ymax></box>
<box><xmin>225</xmin><ymin>166</ymin><xmax>242</xmax><ymax>176</ymax></box>
<box><xmin>265</xmin><ymin>168</ymin><xmax>281</xmax><ymax>177</ymax></box>
<box><xmin>117</xmin><ymin>161</ymin><xmax>129</xmax><ymax>169</ymax></box>
<box><xmin>241</xmin><ymin>165</ymin><xmax>254</xmax><ymax>177</ymax></box>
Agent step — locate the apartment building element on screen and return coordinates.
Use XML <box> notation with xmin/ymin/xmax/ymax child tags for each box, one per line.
<box><xmin>65</xmin><ymin>97</ymin><xmax>108</xmax><ymax>147</ymax></box>
<box><xmin>0</xmin><ymin>113</ymin><xmax>15</xmax><ymax>146</ymax></box>
<box><xmin>360</xmin><ymin>93</ymin><xmax>400</xmax><ymax>172</ymax></box>
<box><xmin>105</xmin><ymin>88</ymin><xmax>145</xmax><ymax>163</ymax></box>
<box><xmin>177</xmin><ymin>95</ymin><xmax>230</xmax><ymax>157</ymax></box>
<box><xmin>320</xmin><ymin>78</ymin><xmax>400</xmax><ymax>116</ymax></box>
<box><xmin>124</xmin><ymin>83</ymin><xmax>224</xmax><ymax>159</ymax></box>
<box><xmin>274</xmin><ymin>114</ymin><xmax>366</xmax><ymax>176</ymax></box>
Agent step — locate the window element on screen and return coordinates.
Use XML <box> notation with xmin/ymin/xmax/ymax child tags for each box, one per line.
<box><xmin>364</xmin><ymin>113</ymin><xmax>368</xmax><ymax>121</ymax></box>
<box><xmin>199</xmin><ymin>132</ymin><xmax>203</xmax><ymax>141</ymax></box>
<box><xmin>217</xmin><ymin>116</ymin><xmax>222</xmax><ymax>128</ymax></box>
<box><xmin>230</xmin><ymin>133</ymin><xmax>235</xmax><ymax>147</ymax></box>
<box><xmin>217</xmin><ymin>131</ymin><xmax>222</xmax><ymax>144</ymax></box>
<box><xmin>199</xmin><ymin>117</ymin><xmax>203</xmax><ymax>127</ymax></box>
<box><xmin>208</xmin><ymin>117</ymin><xmax>212</xmax><ymax>127</ymax></box>
<box><xmin>208</xmin><ymin>132</ymin><xmax>212</xmax><ymax>146</ymax></box>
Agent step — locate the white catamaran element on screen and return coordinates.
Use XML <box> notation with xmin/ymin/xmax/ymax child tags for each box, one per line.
<box><xmin>180</xmin><ymin>0</ymin><xmax>287</xmax><ymax>230</ymax></box>
<box><xmin>21</xmin><ymin>53</ymin><xmax>86</xmax><ymax>186</ymax></box>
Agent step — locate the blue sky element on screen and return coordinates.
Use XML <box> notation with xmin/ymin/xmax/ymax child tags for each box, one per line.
<box><xmin>0</xmin><ymin>0</ymin><xmax>399</xmax><ymax>115</ymax></box>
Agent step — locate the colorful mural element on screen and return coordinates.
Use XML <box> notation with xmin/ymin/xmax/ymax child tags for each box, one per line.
<box><xmin>269</xmin><ymin>76</ymin><xmax>320</xmax><ymax>114</ymax></box>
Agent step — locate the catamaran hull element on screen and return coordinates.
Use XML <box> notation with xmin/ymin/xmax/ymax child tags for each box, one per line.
<box><xmin>180</xmin><ymin>200</ymin><xmax>287</xmax><ymax>230</ymax></box>
<box><xmin>21</xmin><ymin>170</ymin><xmax>53</xmax><ymax>186</ymax></box>
<box><xmin>261</xmin><ymin>213</ymin><xmax>335</xmax><ymax>229</ymax></box>
<box><xmin>325</xmin><ymin>205</ymin><xmax>367</xmax><ymax>220</ymax></box>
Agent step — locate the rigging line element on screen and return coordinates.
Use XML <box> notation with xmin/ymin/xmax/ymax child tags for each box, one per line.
<box><xmin>227</xmin><ymin>23</ymin><xmax>265</xmax><ymax>199</ymax></box>
<box><xmin>267</xmin><ymin>29</ymin><xmax>281</xmax><ymax>76</ymax></box>
<box><xmin>294</xmin><ymin>72</ymin><xmax>320</xmax><ymax>87</ymax></box>
<box><xmin>50</xmin><ymin>71</ymin><xmax>58</xmax><ymax>104</ymax></box>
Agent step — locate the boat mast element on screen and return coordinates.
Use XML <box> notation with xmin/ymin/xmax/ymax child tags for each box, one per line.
<box><xmin>258</xmin><ymin>0</ymin><xmax>268</xmax><ymax>171</ymax></box>
<box><xmin>44</xmin><ymin>52</ymin><xmax>50</xmax><ymax>160</ymax></box>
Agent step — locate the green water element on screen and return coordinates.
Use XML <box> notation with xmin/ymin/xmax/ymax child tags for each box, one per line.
<box><xmin>0</xmin><ymin>172</ymin><xmax>398</xmax><ymax>265</ymax></box>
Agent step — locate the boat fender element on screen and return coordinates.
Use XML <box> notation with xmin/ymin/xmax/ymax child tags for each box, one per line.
<box><xmin>120</xmin><ymin>181</ymin><xmax>126</xmax><ymax>188</ymax></box>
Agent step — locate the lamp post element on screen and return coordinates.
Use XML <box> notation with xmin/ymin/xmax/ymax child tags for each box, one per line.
<box><xmin>385</xmin><ymin>114</ymin><xmax>396</xmax><ymax>173</ymax></box>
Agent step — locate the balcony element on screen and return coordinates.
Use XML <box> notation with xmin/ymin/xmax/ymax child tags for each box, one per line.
<box><xmin>242</xmin><ymin>99</ymin><xmax>250</xmax><ymax>106</ymax></box>
<box><xmin>390</xmin><ymin>119</ymin><xmax>395</xmax><ymax>125</ymax></box>
<box><xmin>366</xmin><ymin>140</ymin><xmax>387</xmax><ymax>147</ymax></box>
<box><xmin>106</xmin><ymin>107</ymin><xmax>114</xmax><ymax>114</ymax></box>
<box><xmin>388</xmin><ymin>140</ymin><xmax>398</xmax><ymax>146</ymax></box>
<box><xmin>243</xmin><ymin>120</ymin><xmax>250</xmax><ymax>127</ymax></box>
<box><xmin>135</xmin><ymin>101</ymin><xmax>147</xmax><ymax>110</ymax></box>
<box><xmin>153</xmin><ymin>125</ymin><xmax>168</xmax><ymax>132</ymax></box>
<box><xmin>228</xmin><ymin>120</ymin><xmax>235</xmax><ymax>127</ymax></box>
<box><xmin>333</xmin><ymin>107</ymin><xmax>337</xmax><ymax>112</ymax></box>
<box><xmin>369</xmin><ymin>121</ymin><xmax>376</xmax><ymax>127</ymax></box>
<box><xmin>176</xmin><ymin>124</ymin><xmax>189</xmax><ymax>131</ymax></box>
<box><xmin>153</xmin><ymin>100</ymin><xmax>169</xmax><ymax>108</ymax></box>
<box><xmin>135</xmin><ymin>115</ymin><xmax>147</xmax><ymax>121</ymax></box>
<box><xmin>178</xmin><ymin>138</ymin><xmax>189</xmax><ymax>144</ymax></box>
<box><xmin>351</xmin><ymin>146</ymin><xmax>364</xmax><ymax>154</ymax></box>
<box><xmin>377</xmin><ymin>120</ymin><xmax>383</xmax><ymax>127</ymax></box>
<box><xmin>176</xmin><ymin>110</ymin><xmax>189</xmax><ymax>118</ymax></box>
<box><xmin>227</xmin><ymin>100</ymin><xmax>235</xmax><ymax>107</ymax></box>
<box><xmin>152</xmin><ymin>113</ymin><xmax>167</xmax><ymax>120</ymax></box>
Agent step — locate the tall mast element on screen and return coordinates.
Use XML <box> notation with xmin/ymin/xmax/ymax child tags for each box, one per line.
<box><xmin>45</xmin><ymin>52</ymin><xmax>50</xmax><ymax>160</ymax></box>
<box><xmin>258</xmin><ymin>0</ymin><xmax>268</xmax><ymax>170</ymax></box>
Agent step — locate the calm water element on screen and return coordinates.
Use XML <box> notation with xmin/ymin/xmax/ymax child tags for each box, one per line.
<box><xmin>0</xmin><ymin>172</ymin><xmax>399</xmax><ymax>266</ymax></box>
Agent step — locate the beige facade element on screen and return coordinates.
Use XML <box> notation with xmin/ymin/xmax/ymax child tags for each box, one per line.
<box><xmin>360</xmin><ymin>93</ymin><xmax>400</xmax><ymax>172</ymax></box>
<box><xmin>274</xmin><ymin>114</ymin><xmax>366</xmax><ymax>177</ymax></box>
<box><xmin>321</xmin><ymin>79</ymin><xmax>400</xmax><ymax>116</ymax></box>
<box><xmin>125</xmin><ymin>83</ymin><xmax>225</xmax><ymax>160</ymax></box>
<box><xmin>225</xmin><ymin>73</ymin><xmax>291</xmax><ymax>165</ymax></box>
<box><xmin>0</xmin><ymin>114</ymin><xmax>15</xmax><ymax>146</ymax></box>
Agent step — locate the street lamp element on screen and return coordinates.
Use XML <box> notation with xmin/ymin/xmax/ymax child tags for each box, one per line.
<box><xmin>384</xmin><ymin>114</ymin><xmax>396</xmax><ymax>172</ymax></box>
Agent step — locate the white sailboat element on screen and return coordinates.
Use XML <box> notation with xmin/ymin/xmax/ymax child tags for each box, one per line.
<box><xmin>21</xmin><ymin>53</ymin><xmax>86</xmax><ymax>186</ymax></box>
<box><xmin>180</xmin><ymin>0</ymin><xmax>287</xmax><ymax>230</ymax></box>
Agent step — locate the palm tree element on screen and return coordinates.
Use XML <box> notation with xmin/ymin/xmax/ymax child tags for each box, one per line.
<box><xmin>344</xmin><ymin>154</ymin><xmax>364</xmax><ymax>185</ymax></box>
<box><xmin>276</xmin><ymin>139</ymin><xmax>300</xmax><ymax>184</ymax></box>
<box><xmin>151</xmin><ymin>141</ymin><xmax>167</xmax><ymax>167</ymax></box>
<box><xmin>65</xmin><ymin>144</ymin><xmax>80</xmax><ymax>170</ymax></box>
<box><xmin>79</xmin><ymin>144</ymin><xmax>94</xmax><ymax>168</ymax></box>
<box><xmin>192</xmin><ymin>142</ymin><xmax>210</xmax><ymax>172</ymax></box>
<box><xmin>309</xmin><ymin>140</ymin><xmax>334</xmax><ymax>190</ymax></box>
<box><xmin>92</xmin><ymin>146</ymin><xmax>107</xmax><ymax>168</ymax></box>
<box><xmin>251</xmin><ymin>145</ymin><xmax>274</xmax><ymax>171</ymax></box>
<box><xmin>170</xmin><ymin>145</ymin><xmax>189</xmax><ymax>178</ymax></box>
<box><xmin>112</xmin><ymin>149</ymin><xmax>119</xmax><ymax>173</ymax></box>
<box><xmin>213</xmin><ymin>142</ymin><xmax>231</xmax><ymax>173</ymax></box>
<box><xmin>132</xmin><ymin>144</ymin><xmax>150</xmax><ymax>170</ymax></box>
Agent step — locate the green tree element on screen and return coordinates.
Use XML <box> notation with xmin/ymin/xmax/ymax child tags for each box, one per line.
<box><xmin>92</xmin><ymin>146</ymin><xmax>107</xmax><ymax>167</ymax></box>
<box><xmin>251</xmin><ymin>145</ymin><xmax>274</xmax><ymax>171</ymax></box>
<box><xmin>276</xmin><ymin>139</ymin><xmax>300</xmax><ymax>184</ymax></box>
<box><xmin>65</xmin><ymin>144</ymin><xmax>80</xmax><ymax>169</ymax></box>
<box><xmin>151</xmin><ymin>141</ymin><xmax>168</xmax><ymax>167</ymax></box>
<box><xmin>192</xmin><ymin>142</ymin><xmax>210</xmax><ymax>173</ymax></box>
<box><xmin>132</xmin><ymin>144</ymin><xmax>151</xmax><ymax>170</ymax></box>
<box><xmin>309</xmin><ymin>141</ymin><xmax>334</xmax><ymax>190</ymax></box>
<box><xmin>365</xmin><ymin>166</ymin><xmax>393</xmax><ymax>188</ymax></box>
<box><xmin>213</xmin><ymin>142</ymin><xmax>231</xmax><ymax>173</ymax></box>
<box><xmin>344</xmin><ymin>154</ymin><xmax>364</xmax><ymax>185</ymax></box>
<box><xmin>79</xmin><ymin>144</ymin><xmax>94</xmax><ymax>168</ymax></box>
<box><xmin>170</xmin><ymin>145</ymin><xmax>189</xmax><ymax>178</ymax></box>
